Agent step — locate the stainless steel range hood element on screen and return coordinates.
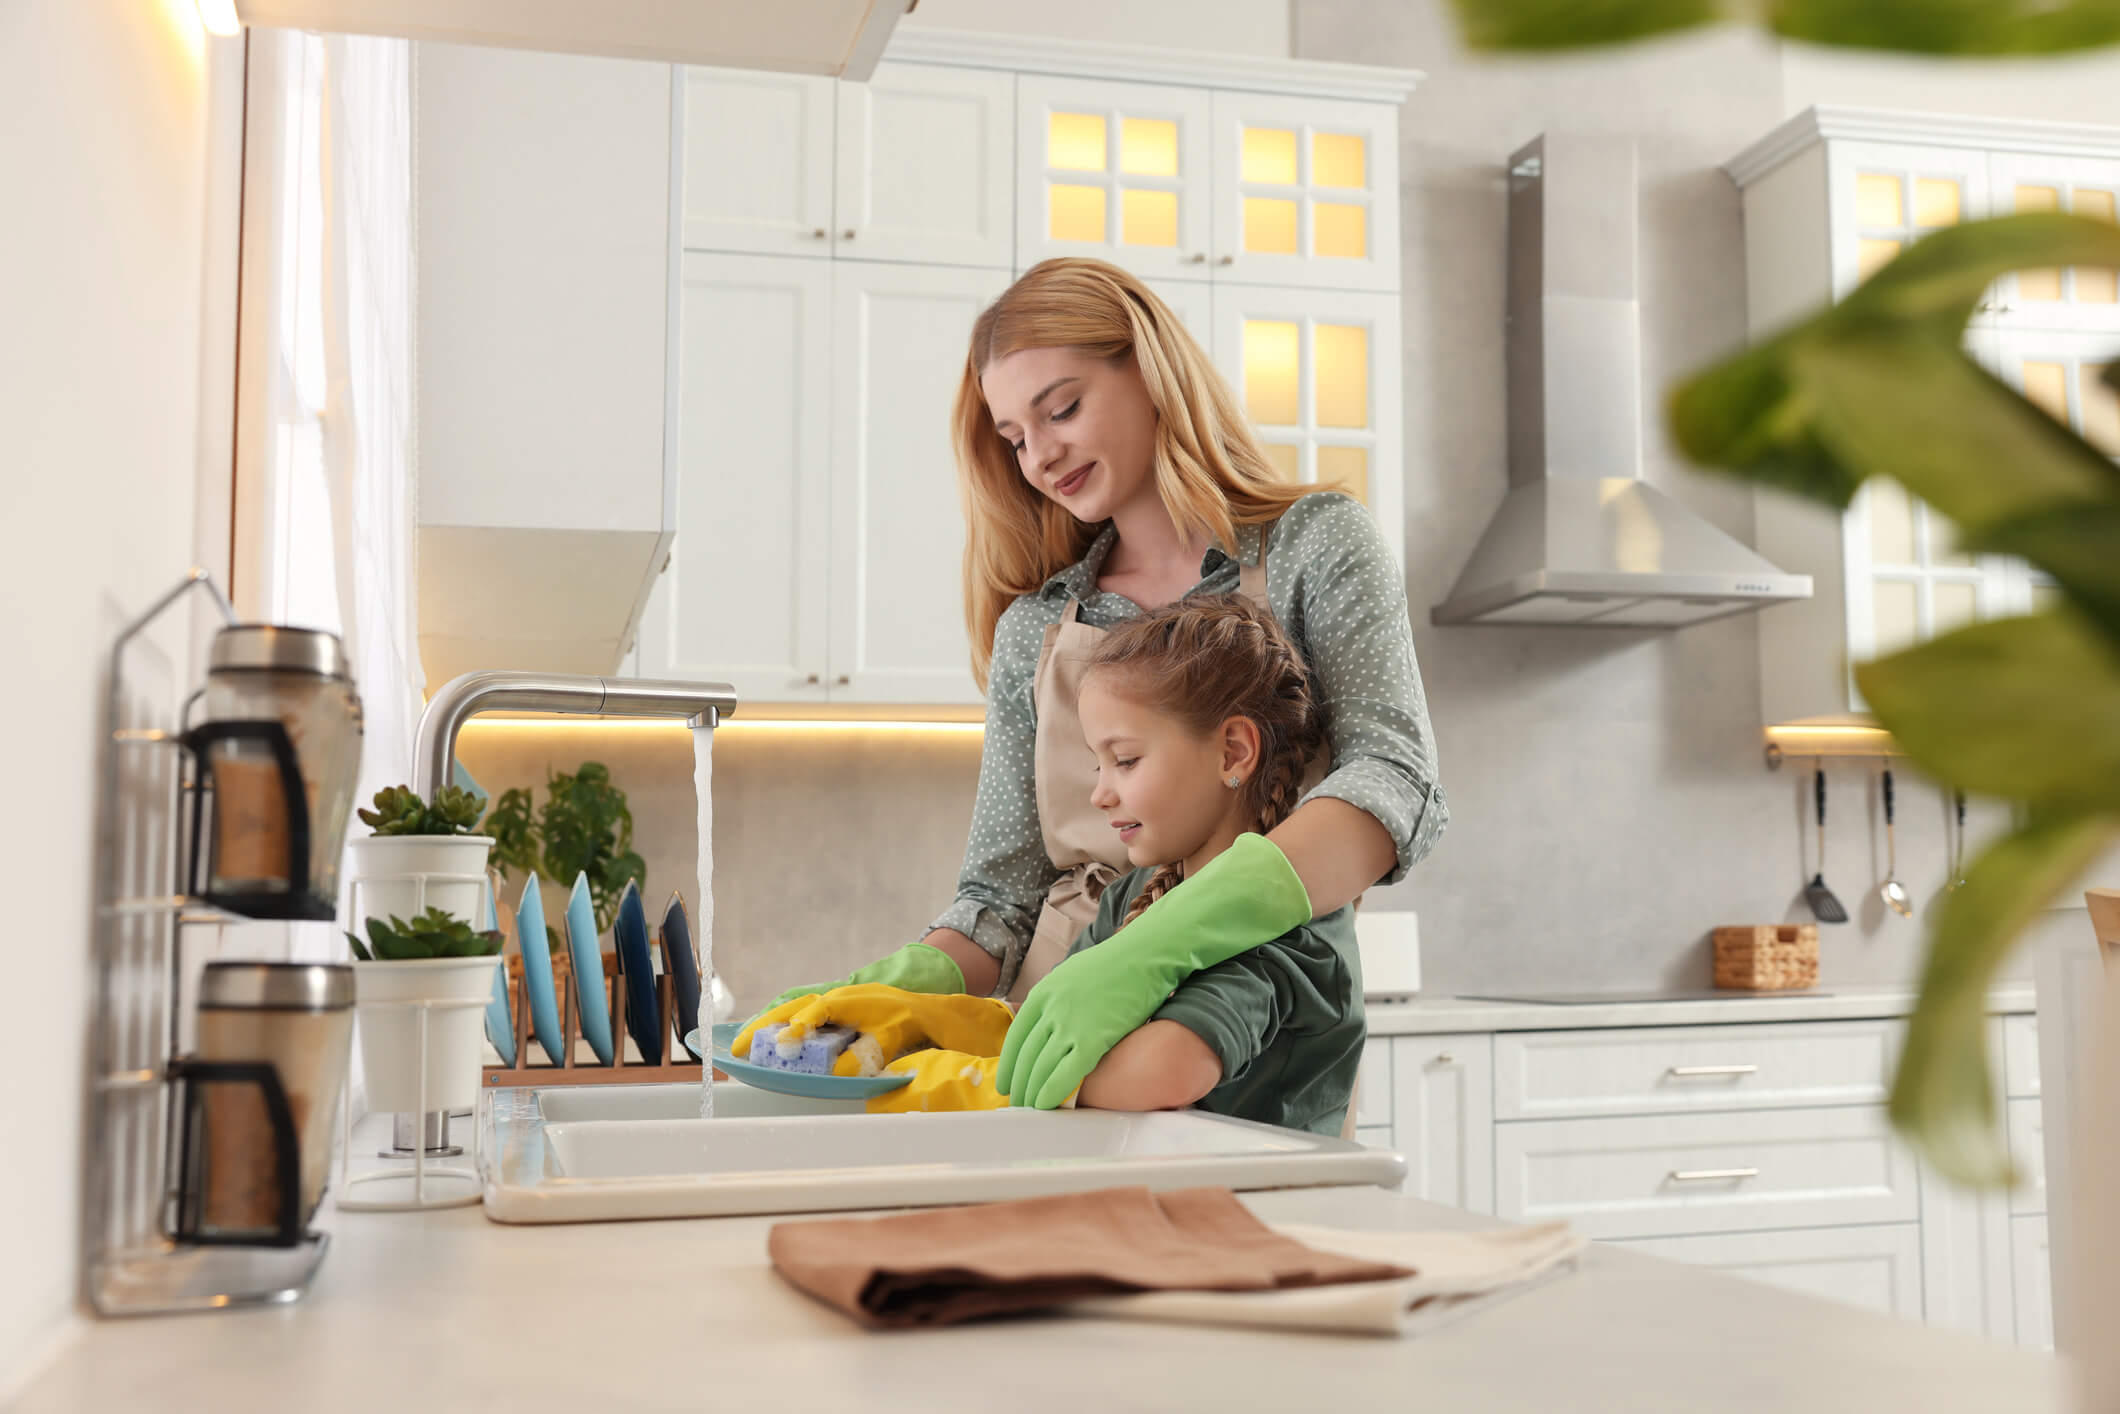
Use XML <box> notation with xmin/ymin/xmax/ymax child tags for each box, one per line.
<box><xmin>1431</xmin><ymin>135</ymin><xmax>1811</xmax><ymax>628</ymax></box>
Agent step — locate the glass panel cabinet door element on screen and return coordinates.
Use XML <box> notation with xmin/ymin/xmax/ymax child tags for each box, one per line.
<box><xmin>1825</xmin><ymin>142</ymin><xmax>1989</xmax><ymax>303</ymax></box>
<box><xmin>1015</xmin><ymin>75</ymin><xmax>1213</xmax><ymax>283</ymax></box>
<box><xmin>1982</xmin><ymin>325</ymin><xmax>2120</xmax><ymax>617</ymax></box>
<box><xmin>1984</xmin><ymin>153</ymin><xmax>2120</xmax><ymax>334</ymax></box>
<box><xmin>1211</xmin><ymin>285</ymin><xmax>1403</xmax><ymax>562</ymax></box>
<box><xmin>682</xmin><ymin>68</ymin><xmax>837</xmax><ymax>258</ymax></box>
<box><xmin>1209</xmin><ymin>91</ymin><xmax>1401</xmax><ymax>293</ymax></box>
<box><xmin>833</xmin><ymin>64</ymin><xmax>1015</xmax><ymax>270</ymax></box>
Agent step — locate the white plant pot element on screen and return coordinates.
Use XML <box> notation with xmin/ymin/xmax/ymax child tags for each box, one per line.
<box><xmin>346</xmin><ymin>834</ymin><xmax>494</xmax><ymax>930</ymax></box>
<box><xmin>354</xmin><ymin>956</ymin><xmax>502</xmax><ymax>1113</ymax></box>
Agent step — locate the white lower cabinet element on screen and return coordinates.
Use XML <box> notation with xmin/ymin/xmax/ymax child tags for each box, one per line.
<box><xmin>1616</xmin><ymin>1224</ymin><xmax>1926</xmax><ymax>1322</ymax></box>
<box><xmin>1367</xmin><ymin>1009</ymin><xmax>2049</xmax><ymax>1344</ymax></box>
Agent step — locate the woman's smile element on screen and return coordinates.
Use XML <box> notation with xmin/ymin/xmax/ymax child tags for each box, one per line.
<box><xmin>1052</xmin><ymin>461</ymin><xmax>1096</xmax><ymax>497</ymax></box>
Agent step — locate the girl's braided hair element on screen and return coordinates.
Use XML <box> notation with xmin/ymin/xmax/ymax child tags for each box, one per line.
<box><xmin>1084</xmin><ymin>594</ymin><xmax>1329</xmax><ymax>926</ymax></box>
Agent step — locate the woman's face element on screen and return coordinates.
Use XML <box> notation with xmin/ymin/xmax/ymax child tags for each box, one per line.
<box><xmin>1078</xmin><ymin>672</ymin><xmax>1245</xmax><ymax>870</ymax></box>
<box><xmin>979</xmin><ymin>346</ymin><xmax>1159</xmax><ymax>526</ymax></box>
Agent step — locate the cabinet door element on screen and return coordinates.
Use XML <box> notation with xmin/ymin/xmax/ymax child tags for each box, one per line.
<box><xmin>639</xmin><ymin>253</ymin><xmax>832</xmax><ymax>702</ymax></box>
<box><xmin>1983</xmin><ymin>327</ymin><xmax>2120</xmax><ymax>619</ymax></box>
<box><xmin>1618</xmin><ymin>1225</ymin><xmax>1925</xmax><ymax>1323</ymax></box>
<box><xmin>2013</xmin><ymin>1214</ymin><xmax>2053</xmax><ymax>1350</ymax></box>
<box><xmin>1824</xmin><ymin>141</ymin><xmax>1989</xmax><ymax>300</ymax></box>
<box><xmin>1984</xmin><ymin>152</ymin><xmax>2120</xmax><ymax>333</ymax></box>
<box><xmin>828</xmin><ymin>262</ymin><xmax>1011</xmax><ymax>703</ymax></box>
<box><xmin>1208</xmin><ymin>91</ymin><xmax>1400</xmax><ymax>293</ymax></box>
<box><xmin>1016</xmin><ymin>74</ymin><xmax>1214</xmax><ymax>284</ymax></box>
<box><xmin>1841</xmin><ymin>473</ymin><xmax>2004</xmax><ymax>696</ymax></box>
<box><xmin>682</xmin><ymin>67</ymin><xmax>836</xmax><ymax>257</ymax></box>
<box><xmin>834</xmin><ymin>63</ymin><xmax>1014</xmax><ymax>270</ymax></box>
<box><xmin>1211</xmin><ymin>284</ymin><xmax>1403</xmax><ymax>561</ymax></box>
<box><xmin>1389</xmin><ymin>1034</ymin><xmax>1493</xmax><ymax>1214</ymax></box>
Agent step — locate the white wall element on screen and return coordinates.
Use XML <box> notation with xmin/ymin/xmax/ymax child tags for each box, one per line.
<box><xmin>1289</xmin><ymin>2</ymin><xmax>2120</xmax><ymax>989</ymax></box>
<box><xmin>0</xmin><ymin>0</ymin><xmax>239</xmax><ymax>1396</ymax></box>
<box><xmin>904</xmin><ymin>0</ymin><xmax>1292</xmax><ymax>58</ymax></box>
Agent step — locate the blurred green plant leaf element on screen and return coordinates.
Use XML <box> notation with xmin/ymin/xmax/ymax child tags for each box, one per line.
<box><xmin>1966</xmin><ymin>503</ymin><xmax>2120</xmax><ymax>639</ymax></box>
<box><xmin>1891</xmin><ymin>812</ymin><xmax>2117</xmax><ymax>1185</ymax></box>
<box><xmin>1856</xmin><ymin>612</ymin><xmax>2120</xmax><ymax>809</ymax></box>
<box><xmin>1450</xmin><ymin>0</ymin><xmax>2120</xmax><ymax>53</ymax></box>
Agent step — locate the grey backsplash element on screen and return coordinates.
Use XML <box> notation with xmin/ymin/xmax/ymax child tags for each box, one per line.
<box><xmin>459</xmin><ymin>4</ymin><xmax>2120</xmax><ymax>1007</ymax></box>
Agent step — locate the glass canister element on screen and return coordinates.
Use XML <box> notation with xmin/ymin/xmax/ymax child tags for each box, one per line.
<box><xmin>180</xmin><ymin>962</ymin><xmax>356</xmax><ymax>1243</ymax></box>
<box><xmin>195</xmin><ymin>625</ymin><xmax>363</xmax><ymax>919</ymax></box>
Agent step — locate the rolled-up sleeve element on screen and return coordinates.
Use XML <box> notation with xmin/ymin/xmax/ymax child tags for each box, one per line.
<box><xmin>925</xmin><ymin>596</ymin><xmax>1060</xmax><ymax>996</ymax></box>
<box><xmin>1280</xmin><ymin>494</ymin><xmax>1449</xmax><ymax>884</ymax></box>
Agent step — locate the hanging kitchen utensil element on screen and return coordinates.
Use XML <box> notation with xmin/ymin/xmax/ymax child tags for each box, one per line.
<box><xmin>1878</xmin><ymin>768</ymin><xmax>1912</xmax><ymax>918</ymax></box>
<box><xmin>1806</xmin><ymin>766</ymin><xmax>1848</xmax><ymax>924</ymax></box>
<box><xmin>1945</xmin><ymin>789</ymin><xmax>1969</xmax><ymax>894</ymax></box>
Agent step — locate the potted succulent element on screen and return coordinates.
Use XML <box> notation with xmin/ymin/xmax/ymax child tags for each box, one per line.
<box><xmin>345</xmin><ymin>784</ymin><xmax>495</xmax><ymax>928</ymax></box>
<box><xmin>345</xmin><ymin>906</ymin><xmax>504</xmax><ymax>1113</ymax></box>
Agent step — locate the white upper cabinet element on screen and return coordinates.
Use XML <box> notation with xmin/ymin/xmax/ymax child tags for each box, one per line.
<box><xmin>637</xmin><ymin>253</ymin><xmax>835</xmax><ymax>704</ymax></box>
<box><xmin>834</xmin><ymin>64</ymin><xmax>1015</xmax><ymax>269</ymax></box>
<box><xmin>1726</xmin><ymin>107</ymin><xmax>2120</xmax><ymax>725</ymax></box>
<box><xmin>1015</xmin><ymin>74</ymin><xmax>1216</xmax><ymax>283</ymax></box>
<box><xmin>829</xmin><ymin>263</ymin><xmax>1012</xmax><ymax>702</ymax></box>
<box><xmin>1208</xmin><ymin>91</ymin><xmax>1401</xmax><ymax>293</ymax></box>
<box><xmin>681</xmin><ymin>68</ymin><xmax>836</xmax><ymax>257</ymax></box>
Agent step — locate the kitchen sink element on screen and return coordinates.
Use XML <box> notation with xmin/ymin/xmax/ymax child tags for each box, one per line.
<box><xmin>480</xmin><ymin>1082</ymin><xmax>1405</xmax><ymax>1223</ymax></box>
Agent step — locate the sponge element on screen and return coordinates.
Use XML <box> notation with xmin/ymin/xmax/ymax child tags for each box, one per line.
<box><xmin>748</xmin><ymin>1022</ymin><xmax>889</xmax><ymax>1078</ymax></box>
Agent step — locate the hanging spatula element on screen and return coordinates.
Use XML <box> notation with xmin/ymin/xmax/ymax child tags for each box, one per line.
<box><xmin>1807</xmin><ymin>767</ymin><xmax>1848</xmax><ymax>924</ymax></box>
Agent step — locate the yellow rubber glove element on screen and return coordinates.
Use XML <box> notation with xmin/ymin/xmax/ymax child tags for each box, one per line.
<box><xmin>868</xmin><ymin>1049</ymin><xmax>1080</xmax><ymax>1115</ymax></box>
<box><xmin>731</xmin><ymin>984</ymin><xmax>1015</xmax><ymax>1076</ymax></box>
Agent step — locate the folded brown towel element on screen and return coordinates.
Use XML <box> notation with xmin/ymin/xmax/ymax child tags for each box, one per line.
<box><xmin>767</xmin><ymin>1185</ymin><xmax>1414</xmax><ymax>1329</ymax></box>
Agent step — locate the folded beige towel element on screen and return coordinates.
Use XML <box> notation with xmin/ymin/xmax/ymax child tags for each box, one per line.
<box><xmin>767</xmin><ymin>1185</ymin><xmax>1414</xmax><ymax>1329</ymax></box>
<box><xmin>1062</xmin><ymin>1220</ymin><xmax>1586</xmax><ymax>1337</ymax></box>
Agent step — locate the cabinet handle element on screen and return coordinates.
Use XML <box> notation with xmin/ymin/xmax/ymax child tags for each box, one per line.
<box><xmin>1431</xmin><ymin>1052</ymin><xmax>1456</xmax><ymax>1066</ymax></box>
<box><xmin>1668</xmin><ymin>1168</ymin><xmax>1759</xmax><ymax>1183</ymax></box>
<box><xmin>807</xmin><ymin>227</ymin><xmax>828</xmax><ymax>239</ymax></box>
<box><xmin>835</xmin><ymin>674</ymin><xmax>850</xmax><ymax>686</ymax></box>
<box><xmin>804</xmin><ymin>673</ymin><xmax>821</xmax><ymax>685</ymax></box>
<box><xmin>841</xmin><ymin>228</ymin><xmax>857</xmax><ymax>240</ymax></box>
<box><xmin>1187</xmin><ymin>252</ymin><xmax>1206</xmax><ymax>264</ymax></box>
<box><xmin>1667</xmin><ymin>1064</ymin><xmax>1758</xmax><ymax>1077</ymax></box>
<box><xmin>1217</xmin><ymin>254</ymin><xmax>1234</xmax><ymax>265</ymax></box>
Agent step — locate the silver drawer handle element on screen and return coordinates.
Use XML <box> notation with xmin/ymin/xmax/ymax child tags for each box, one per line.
<box><xmin>1668</xmin><ymin>1064</ymin><xmax>1759</xmax><ymax>1077</ymax></box>
<box><xmin>1668</xmin><ymin>1168</ymin><xmax>1759</xmax><ymax>1183</ymax></box>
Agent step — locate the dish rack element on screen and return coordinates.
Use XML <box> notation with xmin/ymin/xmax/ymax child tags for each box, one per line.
<box><xmin>87</xmin><ymin>569</ymin><xmax>333</xmax><ymax>1316</ymax></box>
<box><xmin>483</xmin><ymin>948</ymin><xmax>720</xmax><ymax>1087</ymax></box>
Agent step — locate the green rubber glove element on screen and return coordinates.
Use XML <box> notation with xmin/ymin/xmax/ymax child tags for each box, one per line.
<box><xmin>996</xmin><ymin>833</ymin><xmax>1312</xmax><ymax>1110</ymax></box>
<box><xmin>753</xmin><ymin>940</ymin><xmax>967</xmax><ymax>1018</ymax></box>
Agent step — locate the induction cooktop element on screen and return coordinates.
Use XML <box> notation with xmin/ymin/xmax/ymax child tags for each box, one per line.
<box><xmin>1454</xmin><ymin>989</ymin><xmax>1829</xmax><ymax>1006</ymax></box>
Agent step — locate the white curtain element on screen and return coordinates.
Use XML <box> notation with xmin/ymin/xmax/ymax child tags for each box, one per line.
<box><xmin>233</xmin><ymin>30</ymin><xmax>420</xmax><ymax>964</ymax></box>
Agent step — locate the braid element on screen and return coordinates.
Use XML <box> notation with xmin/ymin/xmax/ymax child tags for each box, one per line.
<box><xmin>1119</xmin><ymin>863</ymin><xmax>1185</xmax><ymax>927</ymax></box>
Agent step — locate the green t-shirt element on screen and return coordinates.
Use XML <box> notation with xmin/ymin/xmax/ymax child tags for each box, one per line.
<box><xmin>1067</xmin><ymin>867</ymin><xmax>1366</xmax><ymax>1137</ymax></box>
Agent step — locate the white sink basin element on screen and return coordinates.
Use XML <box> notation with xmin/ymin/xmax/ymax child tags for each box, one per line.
<box><xmin>480</xmin><ymin>1082</ymin><xmax>1405</xmax><ymax>1223</ymax></box>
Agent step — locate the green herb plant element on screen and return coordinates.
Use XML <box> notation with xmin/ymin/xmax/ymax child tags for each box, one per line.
<box><xmin>481</xmin><ymin>762</ymin><xmax>645</xmax><ymax>934</ymax></box>
<box><xmin>356</xmin><ymin>784</ymin><xmax>486</xmax><ymax>837</ymax></box>
<box><xmin>1452</xmin><ymin>0</ymin><xmax>2120</xmax><ymax>1185</ymax></box>
<box><xmin>345</xmin><ymin>906</ymin><xmax>504</xmax><ymax>960</ymax></box>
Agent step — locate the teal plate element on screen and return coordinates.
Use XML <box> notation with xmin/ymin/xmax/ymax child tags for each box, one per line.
<box><xmin>691</xmin><ymin>1022</ymin><xmax>912</xmax><ymax>1100</ymax></box>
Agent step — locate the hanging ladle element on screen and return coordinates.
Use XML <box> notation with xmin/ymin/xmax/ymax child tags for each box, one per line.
<box><xmin>1878</xmin><ymin>767</ymin><xmax>1912</xmax><ymax>918</ymax></box>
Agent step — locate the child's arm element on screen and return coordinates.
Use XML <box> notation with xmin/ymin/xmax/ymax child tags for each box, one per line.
<box><xmin>1076</xmin><ymin>1020</ymin><xmax>1223</xmax><ymax>1112</ymax></box>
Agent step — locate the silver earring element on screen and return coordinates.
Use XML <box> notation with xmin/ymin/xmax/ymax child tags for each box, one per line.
<box><xmin>1226</xmin><ymin>775</ymin><xmax>1242</xmax><ymax>789</ymax></box>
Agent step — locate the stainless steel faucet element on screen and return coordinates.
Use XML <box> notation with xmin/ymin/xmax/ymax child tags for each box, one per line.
<box><xmin>391</xmin><ymin>671</ymin><xmax>737</xmax><ymax>1157</ymax></box>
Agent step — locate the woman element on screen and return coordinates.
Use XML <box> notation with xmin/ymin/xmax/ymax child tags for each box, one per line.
<box><xmin>762</xmin><ymin>256</ymin><xmax>1448</xmax><ymax>1108</ymax></box>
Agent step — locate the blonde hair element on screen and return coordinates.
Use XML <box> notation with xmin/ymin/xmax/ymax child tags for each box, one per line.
<box><xmin>952</xmin><ymin>258</ymin><xmax>1328</xmax><ymax>691</ymax></box>
<box><xmin>1082</xmin><ymin>595</ymin><xmax>1330</xmax><ymax>927</ymax></box>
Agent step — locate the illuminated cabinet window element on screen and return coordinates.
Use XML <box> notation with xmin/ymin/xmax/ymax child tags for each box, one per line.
<box><xmin>1988</xmin><ymin>153</ymin><xmax>2120</xmax><ymax>330</ymax></box>
<box><xmin>1209</xmin><ymin>91</ymin><xmax>1400</xmax><ymax>293</ymax></box>
<box><xmin>1849</xmin><ymin>477</ymin><xmax>1992</xmax><ymax>664</ymax></box>
<box><xmin>1016</xmin><ymin>74</ymin><xmax>1212</xmax><ymax>284</ymax></box>
<box><xmin>1212</xmin><ymin>286</ymin><xmax>1401</xmax><ymax>548</ymax></box>
<box><xmin>1834</xmin><ymin>143</ymin><xmax>1983</xmax><ymax>291</ymax></box>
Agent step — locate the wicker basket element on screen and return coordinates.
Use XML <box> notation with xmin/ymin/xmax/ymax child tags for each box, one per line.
<box><xmin>1713</xmin><ymin>924</ymin><xmax>1819</xmax><ymax>991</ymax></box>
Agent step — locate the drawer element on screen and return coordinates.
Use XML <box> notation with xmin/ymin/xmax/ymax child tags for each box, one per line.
<box><xmin>2008</xmin><ymin>1096</ymin><xmax>2046</xmax><ymax>1216</ymax></box>
<box><xmin>1615</xmin><ymin>1223</ymin><xmax>1924</xmax><ymax>1321</ymax></box>
<box><xmin>1356</xmin><ymin>1038</ymin><xmax>1393</xmax><ymax>1129</ymax></box>
<box><xmin>1493</xmin><ymin>1020</ymin><xmax>1895</xmax><ymax>1120</ymax></box>
<box><xmin>2003</xmin><ymin>1014</ymin><xmax>2041</xmax><ymax>1098</ymax></box>
<box><xmin>1494</xmin><ymin>1106</ymin><xmax>1919</xmax><ymax>1240</ymax></box>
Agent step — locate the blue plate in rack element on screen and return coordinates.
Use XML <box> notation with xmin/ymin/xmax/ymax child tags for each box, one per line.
<box><xmin>564</xmin><ymin>871</ymin><xmax>614</xmax><ymax>1065</ymax></box>
<box><xmin>692</xmin><ymin>1022</ymin><xmax>913</xmax><ymax>1100</ymax></box>
<box><xmin>613</xmin><ymin>880</ymin><xmax>660</xmax><ymax>1065</ymax></box>
<box><xmin>479</xmin><ymin>882</ymin><xmax>515</xmax><ymax>1066</ymax></box>
<box><xmin>514</xmin><ymin>877</ymin><xmax>565</xmax><ymax>1066</ymax></box>
<box><xmin>661</xmin><ymin>892</ymin><xmax>704</xmax><ymax>1062</ymax></box>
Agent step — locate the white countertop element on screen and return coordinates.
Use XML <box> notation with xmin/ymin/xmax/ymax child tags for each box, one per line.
<box><xmin>1363</xmin><ymin>983</ymin><xmax>2037</xmax><ymax>1036</ymax></box>
<box><xmin>16</xmin><ymin>1135</ymin><xmax>2058</xmax><ymax>1413</ymax></box>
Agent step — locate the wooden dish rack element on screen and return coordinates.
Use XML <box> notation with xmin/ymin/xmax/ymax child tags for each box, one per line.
<box><xmin>483</xmin><ymin>950</ymin><xmax>725</xmax><ymax>1087</ymax></box>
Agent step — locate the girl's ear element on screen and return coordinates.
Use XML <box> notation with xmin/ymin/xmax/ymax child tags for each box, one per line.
<box><xmin>1218</xmin><ymin>715</ymin><xmax>1262</xmax><ymax>781</ymax></box>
